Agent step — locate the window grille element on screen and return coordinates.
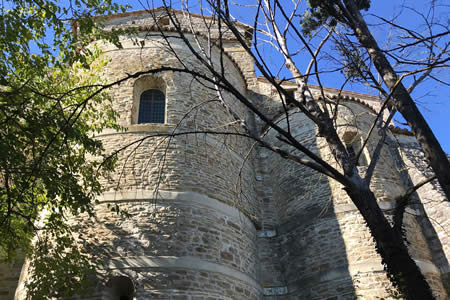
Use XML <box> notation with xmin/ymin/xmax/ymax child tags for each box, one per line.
<box><xmin>138</xmin><ymin>89</ymin><xmax>165</xmax><ymax>124</ymax></box>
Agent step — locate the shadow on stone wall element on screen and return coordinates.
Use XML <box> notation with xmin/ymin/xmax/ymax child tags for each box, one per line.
<box><xmin>81</xmin><ymin>197</ymin><xmax>262</xmax><ymax>299</ymax></box>
<box><xmin>275</xmin><ymin>161</ymin><xmax>356</xmax><ymax>299</ymax></box>
<box><xmin>392</xmin><ymin>139</ymin><xmax>450</xmax><ymax>296</ymax></box>
<box><xmin>256</xmin><ymin>110</ymin><xmax>356</xmax><ymax>299</ymax></box>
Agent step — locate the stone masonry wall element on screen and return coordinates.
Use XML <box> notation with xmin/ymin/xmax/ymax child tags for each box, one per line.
<box><xmin>396</xmin><ymin>135</ymin><xmax>450</xmax><ymax>278</ymax></box>
<box><xmin>253</xmin><ymin>92</ymin><xmax>448</xmax><ymax>299</ymax></box>
<box><xmin>81</xmin><ymin>28</ymin><xmax>262</xmax><ymax>298</ymax></box>
<box><xmin>7</xmin><ymin>10</ymin><xmax>449</xmax><ymax>300</ymax></box>
<box><xmin>73</xmin><ymin>195</ymin><xmax>260</xmax><ymax>298</ymax></box>
<box><xmin>0</xmin><ymin>260</ymin><xmax>23</xmax><ymax>300</ymax></box>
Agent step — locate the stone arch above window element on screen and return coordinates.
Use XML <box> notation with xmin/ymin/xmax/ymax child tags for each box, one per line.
<box><xmin>103</xmin><ymin>276</ymin><xmax>135</xmax><ymax>300</ymax></box>
<box><xmin>132</xmin><ymin>76</ymin><xmax>167</xmax><ymax>124</ymax></box>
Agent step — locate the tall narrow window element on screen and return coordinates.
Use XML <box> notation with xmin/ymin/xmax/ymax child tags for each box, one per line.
<box><xmin>138</xmin><ymin>89</ymin><xmax>165</xmax><ymax>124</ymax></box>
<box><xmin>346</xmin><ymin>143</ymin><xmax>359</xmax><ymax>166</ymax></box>
<box><xmin>346</xmin><ymin>138</ymin><xmax>369</xmax><ymax>167</ymax></box>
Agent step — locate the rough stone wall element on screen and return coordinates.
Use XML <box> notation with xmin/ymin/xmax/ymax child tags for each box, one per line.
<box><xmin>79</xmin><ymin>26</ymin><xmax>261</xmax><ymax>298</ymax></box>
<box><xmin>253</xmin><ymin>92</ymin><xmax>448</xmax><ymax>299</ymax></box>
<box><xmin>7</xmin><ymin>10</ymin><xmax>450</xmax><ymax>300</ymax></box>
<box><xmin>11</xmin><ymin>14</ymin><xmax>261</xmax><ymax>299</ymax></box>
<box><xmin>74</xmin><ymin>196</ymin><xmax>260</xmax><ymax>298</ymax></box>
<box><xmin>395</xmin><ymin>135</ymin><xmax>450</xmax><ymax>277</ymax></box>
<box><xmin>256</xmin><ymin>105</ymin><xmax>366</xmax><ymax>299</ymax></box>
<box><xmin>0</xmin><ymin>260</ymin><xmax>23</xmax><ymax>300</ymax></box>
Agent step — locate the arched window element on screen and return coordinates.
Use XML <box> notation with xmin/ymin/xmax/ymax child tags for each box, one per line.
<box><xmin>104</xmin><ymin>276</ymin><xmax>134</xmax><ymax>300</ymax></box>
<box><xmin>138</xmin><ymin>89</ymin><xmax>165</xmax><ymax>124</ymax></box>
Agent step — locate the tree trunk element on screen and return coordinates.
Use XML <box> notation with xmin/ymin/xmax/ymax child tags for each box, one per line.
<box><xmin>345</xmin><ymin>182</ymin><xmax>435</xmax><ymax>299</ymax></box>
<box><xmin>344</xmin><ymin>0</ymin><xmax>450</xmax><ymax>201</ymax></box>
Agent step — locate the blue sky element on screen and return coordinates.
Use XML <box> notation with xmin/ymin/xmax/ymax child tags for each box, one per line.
<box><xmin>117</xmin><ymin>0</ymin><xmax>449</xmax><ymax>153</ymax></box>
<box><xmin>17</xmin><ymin>0</ymin><xmax>444</xmax><ymax>152</ymax></box>
<box><xmin>366</xmin><ymin>0</ymin><xmax>449</xmax><ymax>154</ymax></box>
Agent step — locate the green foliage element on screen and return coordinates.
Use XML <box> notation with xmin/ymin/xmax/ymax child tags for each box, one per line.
<box><xmin>334</xmin><ymin>38</ymin><xmax>372</xmax><ymax>83</ymax></box>
<box><xmin>26</xmin><ymin>229</ymin><xmax>99</xmax><ymax>299</ymax></box>
<box><xmin>301</xmin><ymin>0</ymin><xmax>371</xmax><ymax>35</ymax></box>
<box><xmin>300</xmin><ymin>0</ymin><xmax>373</xmax><ymax>84</ymax></box>
<box><xmin>0</xmin><ymin>0</ymin><xmax>128</xmax><ymax>297</ymax></box>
